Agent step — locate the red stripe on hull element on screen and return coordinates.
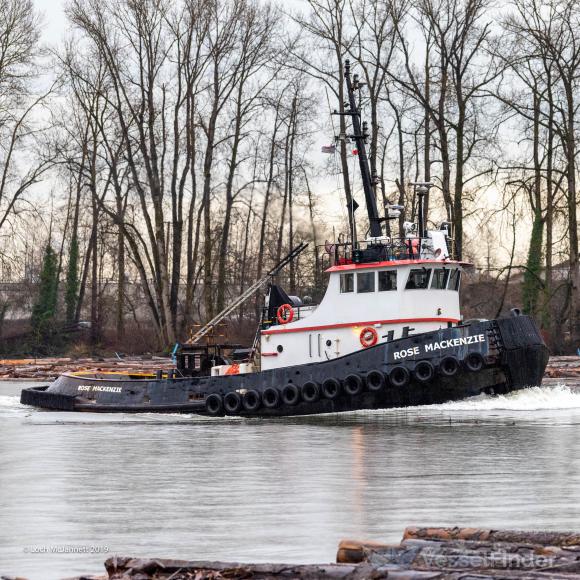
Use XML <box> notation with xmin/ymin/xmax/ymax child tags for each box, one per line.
<box><xmin>261</xmin><ymin>317</ymin><xmax>460</xmax><ymax>335</ymax></box>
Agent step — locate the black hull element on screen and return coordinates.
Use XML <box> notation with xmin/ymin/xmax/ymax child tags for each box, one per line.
<box><xmin>21</xmin><ymin>316</ymin><xmax>549</xmax><ymax>417</ymax></box>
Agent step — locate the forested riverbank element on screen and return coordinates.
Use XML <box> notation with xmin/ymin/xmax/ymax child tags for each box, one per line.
<box><xmin>1</xmin><ymin>0</ymin><xmax>580</xmax><ymax>355</ymax></box>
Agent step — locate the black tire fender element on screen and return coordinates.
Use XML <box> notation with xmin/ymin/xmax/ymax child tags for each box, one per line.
<box><xmin>205</xmin><ymin>393</ymin><xmax>223</xmax><ymax>416</ymax></box>
<box><xmin>301</xmin><ymin>381</ymin><xmax>321</xmax><ymax>403</ymax></box>
<box><xmin>224</xmin><ymin>391</ymin><xmax>242</xmax><ymax>414</ymax></box>
<box><xmin>262</xmin><ymin>387</ymin><xmax>281</xmax><ymax>409</ymax></box>
<box><xmin>464</xmin><ymin>352</ymin><xmax>485</xmax><ymax>372</ymax></box>
<box><xmin>439</xmin><ymin>356</ymin><xmax>460</xmax><ymax>377</ymax></box>
<box><xmin>281</xmin><ymin>383</ymin><xmax>300</xmax><ymax>406</ymax></box>
<box><xmin>344</xmin><ymin>373</ymin><xmax>364</xmax><ymax>396</ymax></box>
<box><xmin>322</xmin><ymin>377</ymin><xmax>341</xmax><ymax>400</ymax></box>
<box><xmin>242</xmin><ymin>389</ymin><xmax>261</xmax><ymax>412</ymax></box>
<box><xmin>414</xmin><ymin>360</ymin><xmax>435</xmax><ymax>383</ymax></box>
<box><xmin>366</xmin><ymin>370</ymin><xmax>386</xmax><ymax>391</ymax></box>
<box><xmin>389</xmin><ymin>365</ymin><xmax>410</xmax><ymax>389</ymax></box>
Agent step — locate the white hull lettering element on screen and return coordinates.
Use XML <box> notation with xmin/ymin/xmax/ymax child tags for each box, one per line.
<box><xmin>77</xmin><ymin>385</ymin><xmax>122</xmax><ymax>394</ymax></box>
<box><xmin>394</xmin><ymin>334</ymin><xmax>486</xmax><ymax>360</ymax></box>
<box><xmin>393</xmin><ymin>346</ymin><xmax>420</xmax><ymax>360</ymax></box>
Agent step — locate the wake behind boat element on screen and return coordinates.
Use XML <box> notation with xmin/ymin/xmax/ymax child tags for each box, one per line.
<box><xmin>21</xmin><ymin>61</ymin><xmax>549</xmax><ymax>417</ymax></box>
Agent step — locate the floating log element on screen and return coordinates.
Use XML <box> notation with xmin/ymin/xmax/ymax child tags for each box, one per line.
<box><xmin>81</xmin><ymin>555</ymin><xmax>580</xmax><ymax>580</ymax></box>
<box><xmin>102</xmin><ymin>556</ymin><xmax>382</xmax><ymax>579</ymax></box>
<box><xmin>545</xmin><ymin>356</ymin><xmax>580</xmax><ymax>378</ymax></box>
<box><xmin>0</xmin><ymin>355</ymin><xmax>175</xmax><ymax>381</ymax></box>
<box><xmin>336</xmin><ymin>538</ymin><xmax>392</xmax><ymax>564</ymax></box>
<box><xmin>403</xmin><ymin>527</ymin><xmax>580</xmax><ymax>547</ymax></box>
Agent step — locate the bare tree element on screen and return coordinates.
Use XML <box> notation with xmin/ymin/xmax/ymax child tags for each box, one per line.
<box><xmin>290</xmin><ymin>0</ymin><xmax>359</xmax><ymax>239</ymax></box>
<box><xmin>0</xmin><ymin>0</ymin><xmax>53</xmax><ymax>233</ymax></box>
<box><xmin>214</xmin><ymin>0</ymin><xmax>281</xmax><ymax>313</ymax></box>
<box><xmin>389</xmin><ymin>0</ymin><xmax>501</xmax><ymax>258</ymax></box>
<box><xmin>67</xmin><ymin>0</ymin><xmax>213</xmax><ymax>343</ymax></box>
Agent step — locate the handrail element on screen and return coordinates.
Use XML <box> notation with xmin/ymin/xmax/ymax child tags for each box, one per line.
<box><xmin>319</xmin><ymin>235</ymin><xmax>456</xmax><ymax>263</ymax></box>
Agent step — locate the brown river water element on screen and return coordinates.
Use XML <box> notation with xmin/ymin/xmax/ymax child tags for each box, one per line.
<box><xmin>2</xmin><ymin>379</ymin><xmax>580</xmax><ymax>579</ymax></box>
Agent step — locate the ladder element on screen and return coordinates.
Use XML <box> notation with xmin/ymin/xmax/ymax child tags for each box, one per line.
<box><xmin>187</xmin><ymin>242</ymin><xmax>309</xmax><ymax>345</ymax></box>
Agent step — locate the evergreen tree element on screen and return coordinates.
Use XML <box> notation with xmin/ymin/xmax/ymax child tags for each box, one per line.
<box><xmin>522</xmin><ymin>215</ymin><xmax>544</xmax><ymax>317</ymax></box>
<box><xmin>65</xmin><ymin>234</ymin><xmax>79</xmax><ymax>323</ymax></box>
<box><xmin>31</xmin><ymin>244</ymin><xmax>59</xmax><ymax>341</ymax></box>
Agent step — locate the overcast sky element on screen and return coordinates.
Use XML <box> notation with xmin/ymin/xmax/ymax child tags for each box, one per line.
<box><xmin>35</xmin><ymin>0</ymin><xmax>68</xmax><ymax>46</ymax></box>
<box><xmin>33</xmin><ymin>0</ymin><xmax>309</xmax><ymax>46</ymax></box>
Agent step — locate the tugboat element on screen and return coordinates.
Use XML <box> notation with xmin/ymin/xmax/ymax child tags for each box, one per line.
<box><xmin>21</xmin><ymin>61</ymin><xmax>549</xmax><ymax>416</ymax></box>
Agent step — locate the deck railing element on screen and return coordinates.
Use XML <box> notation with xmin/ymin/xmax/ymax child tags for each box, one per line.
<box><xmin>318</xmin><ymin>235</ymin><xmax>456</xmax><ymax>268</ymax></box>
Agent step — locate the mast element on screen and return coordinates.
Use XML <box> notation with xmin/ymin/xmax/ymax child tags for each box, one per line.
<box><xmin>343</xmin><ymin>60</ymin><xmax>382</xmax><ymax>238</ymax></box>
<box><xmin>410</xmin><ymin>181</ymin><xmax>433</xmax><ymax>240</ymax></box>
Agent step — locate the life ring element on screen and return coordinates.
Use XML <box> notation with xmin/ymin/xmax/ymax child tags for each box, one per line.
<box><xmin>277</xmin><ymin>303</ymin><xmax>294</xmax><ymax>324</ymax></box>
<box><xmin>359</xmin><ymin>326</ymin><xmax>378</xmax><ymax>348</ymax></box>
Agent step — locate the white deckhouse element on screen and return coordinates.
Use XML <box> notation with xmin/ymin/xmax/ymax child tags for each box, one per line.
<box><xmin>261</xmin><ymin>229</ymin><xmax>468</xmax><ymax>371</ymax></box>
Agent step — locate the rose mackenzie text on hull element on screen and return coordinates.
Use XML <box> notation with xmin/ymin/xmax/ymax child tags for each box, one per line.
<box><xmin>20</xmin><ymin>61</ymin><xmax>549</xmax><ymax>416</ymax></box>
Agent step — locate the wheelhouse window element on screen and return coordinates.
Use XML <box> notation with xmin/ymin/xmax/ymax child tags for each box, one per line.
<box><xmin>357</xmin><ymin>271</ymin><xmax>375</xmax><ymax>293</ymax></box>
<box><xmin>340</xmin><ymin>273</ymin><xmax>354</xmax><ymax>293</ymax></box>
<box><xmin>378</xmin><ymin>270</ymin><xmax>397</xmax><ymax>291</ymax></box>
<box><xmin>405</xmin><ymin>268</ymin><xmax>431</xmax><ymax>290</ymax></box>
<box><xmin>431</xmin><ymin>268</ymin><xmax>450</xmax><ymax>290</ymax></box>
<box><xmin>449</xmin><ymin>269</ymin><xmax>461</xmax><ymax>291</ymax></box>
